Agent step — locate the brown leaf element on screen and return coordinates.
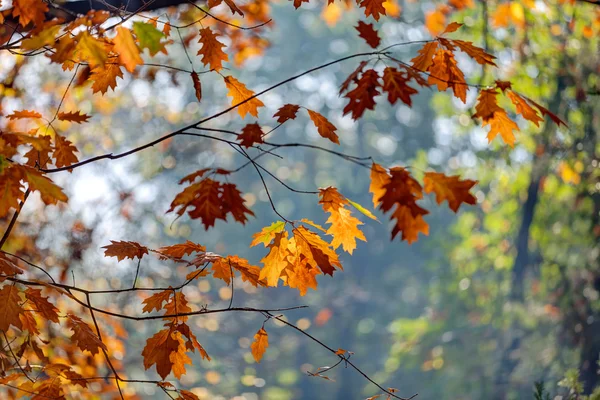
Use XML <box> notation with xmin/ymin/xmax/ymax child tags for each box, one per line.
<box><xmin>238</xmin><ymin>123</ymin><xmax>264</xmax><ymax>148</ymax></box>
<box><xmin>355</xmin><ymin>21</ymin><xmax>381</xmax><ymax>48</ymax></box>
<box><xmin>343</xmin><ymin>69</ymin><xmax>380</xmax><ymax>120</ymax></box>
<box><xmin>191</xmin><ymin>72</ymin><xmax>202</xmax><ymax>102</ymax></box>
<box><xmin>66</xmin><ymin>314</ymin><xmax>107</xmax><ymax>355</ymax></box>
<box><xmin>273</xmin><ymin>104</ymin><xmax>300</xmax><ymax>123</ymax></box>
<box><xmin>197</xmin><ymin>27</ymin><xmax>228</xmax><ymax>71</ymax></box>
<box><xmin>102</xmin><ymin>240</ymin><xmax>149</xmax><ymax>261</ymax></box>
<box><xmin>423</xmin><ymin>172</ymin><xmax>477</xmax><ymax>212</ymax></box>
<box><xmin>0</xmin><ymin>285</ymin><xmax>23</xmax><ymax>331</ymax></box>
<box><xmin>307</xmin><ymin>109</ymin><xmax>339</xmax><ymax>144</ymax></box>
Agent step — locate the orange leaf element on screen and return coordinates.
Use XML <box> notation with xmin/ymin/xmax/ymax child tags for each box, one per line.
<box><xmin>339</xmin><ymin>60</ymin><xmax>369</xmax><ymax>95</ymax></box>
<box><xmin>369</xmin><ymin>163</ymin><xmax>390</xmax><ymax>208</ymax></box>
<box><xmin>450</xmin><ymin>39</ymin><xmax>497</xmax><ymax>66</ymax></box>
<box><xmin>259</xmin><ymin>230</ymin><xmax>291</xmax><ymax>286</ymax></box>
<box><xmin>423</xmin><ymin>172</ymin><xmax>477</xmax><ymax>212</ymax></box>
<box><xmin>251</xmin><ymin>221</ymin><xmax>286</xmax><ymax>247</ymax></box>
<box><xmin>163</xmin><ymin>291</ymin><xmax>192</xmax><ymax>322</ymax></box>
<box><xmin>358</xmin><ymin>0</ymin><xmax>387</xmax><ymax>21</ymax></box>
<box><xmin>142</xmin><ymin>326</ymin><xmax>180</xmax><ymax>380</ymax></box>
<box><xmin>66</xmin><ymin>314</ymin><xmax>107</xmax><ymax>355</ymax></box>
<box><xmin>238</xmin><ymin>123</ymin><xmax>264</xmax><ymax>148</ymax></box>
<box><xmin>90</xmin><ymin>64</ymin><xmax>123</xmax><ymax>94</ymax></box>
<box><xmin>425</xmin><ymin>9</ymin><xmax>447</xmax><ymax>36</ymax></box>
<box><xmin>113</xmin><ymin>26</ymin><xmax>143</xmax><ymax>73</ymax></box>
<box><xmin>522</xmin><ymin>95</ymin><xmax>567</xmax><ymax>127</ymax></box>
<box><xmin>307</xmin><ymin>109</ymin><xmax>339</xmax><ymax>144</ymax></box>
<box><xmin>293</xmin><ymin>225</ymin><xmax>342</xmax><ymax>276</ymax></box>
<box><xmin>12</xmin><ymin>0</ymin><xmax>48</xmax><ymax>27</ymax></box>
<box><xmin>24</xmin><ymin>288</ymin><xmax>59</xmax><ymax>323</ymax></box>
<box><xmin>158</xmin><ymin>241</ymin><xmax>206</xmax><ymax>258</ymax></box>
<box><xmin>102</xmin><ymin>240</ymin><xmax>149</xmax><ymax>261</ymax></box>
<box><xmin>197</xmin><ymin>27</ymin><xmax>229</xmax><ymax>71</ymax></box>
<box><xmin>0</xmin><ymin>285</ymin><xmax>23</xmax><ymax>331</ymax></box>
<box><xmin>343</xmin><ymin>69</ymin><xmax>380</xmax><ymax>120</ymax></box>
<box><xmin>472</xmin><ymin>89</ymin><xmax>501</xmax><ymax>121</ymax></box>
<box><xmin>507</xmin><ymin>91</ymin><xmax>544</xmax><ymax>127</ymax></box>
<box><xmin>142</xmin><ymin>289</ymin><xmax>173</xmax><ymax>313</ymax></box>
<box><xmin>7</xmin><ymin>110</ymin><xmax>43</xmax><ymax>120</ymax></box>
<box><xmin>319</xmin><ymin>187</ymin><xmax>366</xmax><ymax>254</ymax></box>
<box><xmin>441</xmin><ymin>22</ymin><xmax>463</xmax><ymax>35</ymax></box>
<box><xmin>410</xmin><ymin>41</ymin><xmax>438</xmax><ymax>71</ymax></box>
<box><xmin>20</xmin><ymin>166</ymin><xmax>68</xmax><ymax>205</ymax></box>
<box><xmin>355</xmin><ymin>21</ymin><xmax>381</xmax><ymax>48</ymax></box>
<box><xmin>427</xmin><ymin>49</ymin><xmax>467</xmax><ymax>103</ymax></box>
<box><xmin>191</xmin><ymin>72</ymin><xmax>202</xmax><ymax>102</ymax></box>
<box><xmin>224</xmin><ymin>76</ymin><xmax>265</xmax><ymax>118</ymax></box>
<box><xmin>273</xmin><ymin>104</ymin><xmax>300</xmax><ymax>123</ymax></box>
<box><xmin>483</xmin><ymin>109</ymin><xmax>519</xmax><ymax>147</ymax></box>
<box><xmin>251</xmin><ymin>327</ymin><xmax>269</xmax><ymax>363</ymax></box>
<box><xmin>0</xmin><ymin>167</ymin><xmax>24</xmax><ymax>218</ymax></box>
<box><xmin>54</xmin><ymin>134</ymin><xmax>79</xmax><ymax>170</ymax></box>
<box><xmin>57</xmin><ymin>111</ymin><xmax>91</xmax><ymax>123</ymax></box>
<box><xmin>211</xmin><ymin>257</ymin><xmax>234</xmax><ymax>285</ymax></box>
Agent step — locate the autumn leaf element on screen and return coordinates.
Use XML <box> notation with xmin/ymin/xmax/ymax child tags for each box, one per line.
<box><xmin>0</xmin><ymin>253</ymin><xmax>24</xmax><ymax>276</ymax></box>
<box><xmin>293</xmin><ymin>225</ymin><xmax>342</xmax><ymax>276</ymax></box>
<box><xmin>251</xmin><ymin>220</ymin><xmax>286</xmax><ymax>247</ymax></box>
<box><xmin>76</xmin><ymin>31</ymin><xmax>107</xmax><ymax>68</ymax></box>
<box><xmin>133</xmin><ymin>22</ymin><xmax>167</xmax><ymax>56</ymax></box>
<box><xmin>427</xmin><ymin>49</ymin><xmax>467</xmax><ymax>103</ymax></box>
<box><xmin>7</xmin><ymin>110</ymin><xmax>43</xmax><ymax>120</ymax></box>
<box><xmin>24</xmin><ymin>288</ymin><xmax>59</xmax><ymax>323</ymax></box>
<box><xmin>12</xmin><ymin>0</ymin><xmax>48</xmax><ymax>27</ymax></box>
<box><xmin>191</xmin><ymin>72</ymin><xmax>202</xmax><ymax>102</ymax></box>
<box><xmin>520</xmin><ymin>95</ymin><xmax>567</xmax><ymax>127</ymax></box>
<box><xmin>319</xmin><ymin>187</ymin><xmax>366</xmax><ymax>254</ymax></box>
<box><xmin>441</xmin><ymin>22</ymin><xmax>463</xmax><ymax>35</ymax></box>
<box><xmin>0</xmin><ymin>285</ymin><xmax>23</xmax><ymax>331</ymax></box>
<box><xmin>179</xmin><ymin>390</ymin><xmax>200</xmax><ymax>400</ymax></box>
<box><xmin>358</xmin><ymin>0</ymin><xmax>387</xmax><ymax>21</ymax></box>
<box><xmin>369</xmin><ymin>163</ymin><xmax>390</xmax><ymax>208</ymax></box>
<box><xmin>221</xmin><ymin>183</ymin><xmax>254</xmax><ymax>224</ymax></box>
<box><xmin>20</xmin><ymin>166</ymin><xmax>68</xmax><ymax>205</ymax></box>
<box><xmin>142</xmin><ymin>326</ymin><xmax>182</xmax><ymax>380</ymax></box>
<box><xmin>425</xmin><ymin>9</ymin><xmax>447</xmax><ymax>36</ymax></box>
<box><xmin>450</xmin><ymin>39</ymin><xmax>497</xmax><ymax>66</ymax></box>
<box><xmin>102</xmin><ymin>240</ymin><xmax>149</xmax><ymax>261</ymax></box>
<box><xmin>259</xmin><ymin>230</ymin><xmax>291</xmax><ymax>286</ymax></box>
<box><xmin>339</xmin><ymin>60</ymin><xmax>369</xmax><ymax>95</ymax></box>
<box><xmin>473</xmin><ymin>89</ymin><xmax>501</xmax><ymax>121</ymax></box>
<box><xmin>90</xmin><ymin>64</ymin><xmax>124</xmax><ymax>94</ymax></box>
<box><xmin>251</xmin><ymin>327</ymin><xmax>269</xmax><ymax>363</ymax></box>
<box><xmin>21</xmin><ymin>25</ymin><xmax>61</xmax><ymax>50</ymax></box>
<box><xmin>66</xmin><ymin>314</ymin><xmax>107</xmax><ymax>355</ymax></box>
<box><xmin>211</xmin><ymin>257</ymin><xmax>234</xmax><ymax>285</ymax></box>
<box><xmin>507</xmin><ymin>91</ymin><xmax>544</xmax><ymax>126</ymax></box>
<box><xmin>382</xmin><ymin>67</ymin><xmax>418</xmax><ymax>106</ymax></box>
<box><xmin>273</xmin><ymin>104</ymin><xmax>300</xmax><ymax>123</ymax></box>
<box><xmin>158</xmin><ymin>241</ymin><xmax>206</xmax><ymax>258</ymax></box>
<box><xmin>197</xmin><ymin>27</ymin><xmax>229</xmax><ymax>71</ymax></box>
<box><xmin>142</xmin><ymin>289</ymin><xmax>173</xmax><ymax>313</ymax></box>
<box><xmin>423</xmin><ymin>172</ymin><xmax>477</xmax><ymax>212</ymax></box>
<box><xmin>411</xmin><ymin>41</ymin><xmax>438</xmax><ymax>71</ymax></box>
<box><xmin>54</xmin><ymin>135</ymin><xmax>79</xmax><ymax>170</ymax></box>
<box><xmin>228</xmin><ymin>255</ymin><xmax>264</xmax><ymax>287</ymax></box>
<box><xmin>0</xmin><ymin>168</ymin><xmax>24</xmax><ymax>218</ymax></box>
<box><xmin>238</xmin><ymin>123</ymin><xmax>264</xmax><ymax>147</ymax></box>
<box><xmin>343</xmin><ymin>69</ymin><xmax>380</xmax><ymax>120</ymax></box>
<box><xmin>356</xmin><ymin>21</ymin><xmax>381</xmax><ymax>48</ymax></box>
<box><xmin>113</xmin><ymin>26</ymin><xmax>143</xmax><ymax>73</ymax></box>
<box><xmin>483</xmin><ymin>109</ymin><xmax>519</xmax><ymax>147</ymax></box>
<box><xmin>163</xmin><ymin>291</ymin><xmax>192</xmax><ymax>322</ymax></box>
<box><xmin>224</xmin><ymin>76</ymin><xmax>265</xmax><ymax>118</ymax></box>
<box><xmin>307</xmin><ymin>109</ymin><xmax>339</xmax><ymax>144</ymax></box>
<box><xmin>57</xmin><ymin>111</ymin><xmax>91</xmax><ymax>124</ymax></box>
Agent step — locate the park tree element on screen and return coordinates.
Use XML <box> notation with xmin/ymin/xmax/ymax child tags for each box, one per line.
<box><xmin>0</xmin><ymin>0</ymin><xmax>593</xmax><ymax>399</ymax></box>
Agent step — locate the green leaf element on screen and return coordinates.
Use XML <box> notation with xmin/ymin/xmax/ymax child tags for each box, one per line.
<box><xmin>133</xmin><ymin>22</ymin><xmax>166</xmax><ymax>56</ymax></box>
<box><xmin>347</xmin><ymin>199</ymin><xmax>378</xmax><ymax>221</ymax></box>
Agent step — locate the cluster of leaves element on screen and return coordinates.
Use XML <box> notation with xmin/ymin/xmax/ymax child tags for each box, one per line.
<box><xmin>0</xmin><ymin>0</ymin><xmax>571</xmax><ymax>399</ymax></box>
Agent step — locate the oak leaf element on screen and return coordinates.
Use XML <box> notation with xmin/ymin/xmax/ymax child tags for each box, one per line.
<box><xmin>239</xmin><ymin>123</ymin><xmax>264</xmax><ymax>147</ymax></box>
<box><xmin>7</xmin><ymin>110</ymin><xmax>42</xmax><ymax>120</ymax></box>
<box><xmin>163</xmin><ymin>291</ymin><xmax>192</xmax><ymax>322</ymax></box>
<box><xmin>57</xmin><ymin>111</ymin><xmax>90</xmax><ymax>124</ymax></box>
<box><xmin>197</xmin><ymin>27</ymin><xmax>229</xmax><ymax>71</ymax></box>
<box><xmin>507</xmin><ymin>91</ymin><xmax>544</xmax><ymax>126</ymax></box>
<box><xmin>483</xmin><ymin>109</ymin><xmax>519</xmax><ymax>147</ymax></box>
<box><xmin>358</xmin><ymin>0</ymin><xmax>387</xmax><ymax>21</ymax></box>
<box><xmin>339</xmin><ymin>60</ymin><xmax>369</xmax><ymax>95</ymax></box>
<box><xmin>75</xmin><ymin>31</ymin><xmax>107</xmax><ymax>68</ymax></box>
<box><xmin>382</xmin><ymin>67</ymin><xmax>418</xmax><ymax>106</ymax></box>
<box><xmin>0</xmin><ymin>285</ymin><xmax>23</xmax><ymax>331</ymax></box>
<box><xmin>53</xmin><ymin>134</ymin><xmax>79</xmax><ymax>170</ymax></box>
<box><xmin>191</xmin><ymin>72</ymin><xmax>202</xmax><ymax>102</ymax></box>
<box><xmin>102</xmin><ymin>240</ymin><xmax>149</xmax><ymax>261</ymax></box>
<box><xmin>12</xmin><ymin>0</ymin><xmax>48</xmax><ymax>27</ymax></box>
<box><xmin>20</xmin><ymin>166</ymin><xmax>68</xmax><ymax>205</ymax></box>
<box><xmin>113</xmin><ymin>27</ymin><xmax>143</xmax><ymax>73</ymax></box>
<box><xmin>251</xmin><ymin>327</ymin><xmax>269</xmax><ymax>363</ymax></box>
<box><xmin>369</xmin><ymin>163</ymin><xmax>390</xmax><ymax>208</ymax></box>
<box><xmin>307</xmin><ymin>109</ymin><xmax>339</xmax><ymax>144</ymax></box>
<box><xmin>24</xmin><ymin>288</ymin><xmax>59</xmax><ymax>323</ymax></box>
<box><xmin>224</xmin><ymin>76</ymin><xmax>265</xmax><ymax>118</ymax></box>
<box><xmin>251</xmin><ymin>221</ymin><xmax>286</xmax><ymax>247</ymax></box>
<box><xmin>428</xmin><ymin>49</ymin><xmax>467</xmax><ymax>103</ymax></box>
<box><xmin>451</xmin><ymin>39</ymin><xmax>497</xmax><ymax>66</ymax></box>
<box><xmin>273</xmin><ymin>104</ymin><xmax>300</xmax><ymax>123</ymax></box>
<box><xmin>158</xmin><ymin>241</ymin><xmax>206</xmax><ymax>258</ymax></box>
<box><xmin>221</xmin><ymin>183</ymin><xmax>254</xmax><ymax>224</ymax></box>
<box><xmin>423</xmin><ymin>172</ymin><xmax>477</xmax><ymax>212</ymax></box>
<box><xmin>0</xmin><ymin>253</ymin><xmax>24</xmax><ymax>277</ymax></box>
<box><xmin>142</xmin><ymin>289</ymin><xmax>173</xmax><ymax>313</ymax></box>
<box><xmin>293</xmin><ymin>226</ymin><xmax>342</xmax><ymax>276</ymax></box>
<box><xmin>90</xmin><ymin>64</ymin><xmax>123</xmax><ymax>94</ymax></box>
<box><xmin>343</xmin><ymin>69</ymin><xmax>380</xmax><ymax>120</ymax></box>
<box><xmin>259</xmin><ymin>231</ymin><xmax>291</xmax><ymax>286</ymax></box>
<box><xmin>133</xmin><ymin>22</ymin><xmax>167</xmax><ymax>56</ymax></box>
<box><xmin>356</xmin><ymin>21</ymin><xmax>381</xmax><ymax>48</ymax></box>
<box><xmin>142</xmin><ymin>326</ymin><xmax>180</xmax><ymax>380</ymax></box>
<box><xmin>411</xmin><ymin>41</ymin><xmax>438</xmax><ymax>71</ymax></box>
<box><xmin>66</xmin><ymin>314</ymin><xmax>107</xmax><ymax>355</ymax></box>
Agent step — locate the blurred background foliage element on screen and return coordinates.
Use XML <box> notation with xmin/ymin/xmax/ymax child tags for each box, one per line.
<box><xmin>2</xmin><ymin>0</ymin><xmax>599</xmax><ymax>399</ymax></box>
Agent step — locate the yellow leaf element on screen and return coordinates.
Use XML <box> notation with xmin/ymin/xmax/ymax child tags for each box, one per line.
<box><xmin>251</xmin><ymin>327</ymin><xmax>269</xmax><ymax>363</ymax></box>
<box><xmin>224</xmin><ymin>76</ymin><xmax>265</xmax><ymax>118</ymax></box>
<box><xmin>113</xmin><ymin>27</ymin><xmax>143</xmax><ymax>73</ymax></box>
